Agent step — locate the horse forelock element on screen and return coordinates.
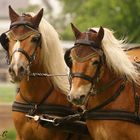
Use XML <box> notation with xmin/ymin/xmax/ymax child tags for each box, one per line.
<box><xmin>91</xmin><ymin>27</ymin><xmax>140</xmax><ymax>84</ymax></box>
<box><xmin>37</xmin><ymin>17</ymin><xmax>69</xmax><ymax>94</ymax></box>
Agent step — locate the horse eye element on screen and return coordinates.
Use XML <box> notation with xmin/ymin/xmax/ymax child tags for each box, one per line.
<box><xmin>31</xmin><ymin>35</ymin><xmax>41</xmax><ymax>43</ymax></box>
<box><xmin>92</xmin><ymin>60</ymin><xmax>99</xmax><ymax>65</ymax></box>
<box><xmin>0</xmin><ymin>33</ymin><xmax>9</xmax><ymax>51</ymax></box>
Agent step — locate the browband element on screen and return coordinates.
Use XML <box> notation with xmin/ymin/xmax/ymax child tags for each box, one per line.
<box><xmin>74</xmin><ymin>39</ymin><xmax>103</xmax><ymax>56</ymax></box>
<box><xmin>75</xmin><ymin>39</ymin><xmax>99</xmax><ymax>48</ymax></box>
<box><xmin>10</xmin><ymin>21</ymin><xmax>34</xmax><ymax>29</ymax></box>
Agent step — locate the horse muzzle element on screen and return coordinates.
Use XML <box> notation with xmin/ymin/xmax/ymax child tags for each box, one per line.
<box><xmin>8</xmin><ymin>62</ymin><xmax>28</xmax><ymax>82</ymax></box>
<box><xmin>67</xmin><ymin>93</ymin><xmax>87</xmax><ymax>106</ymax></box>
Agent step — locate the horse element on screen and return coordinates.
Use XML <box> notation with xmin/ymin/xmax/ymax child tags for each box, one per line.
<box><xmin>0</xmin><ymin>6</ymin><xmax>92</xmax><ymax>140</ymax></box>
<box><xmin>64</xmin><ymin>23</ymin><xmax>140</xmax><ymax>140</ymax></box>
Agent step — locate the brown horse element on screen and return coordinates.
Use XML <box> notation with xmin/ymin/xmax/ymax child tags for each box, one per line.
<box><xmin>0</xmin><ymin>7</ymin><xmax>92</xmax><ymax>140</ymax></box>
<box><xmin>64</xmin><ymin>23</ymin><xmax>140</xmax><ymax>140</ymax></box>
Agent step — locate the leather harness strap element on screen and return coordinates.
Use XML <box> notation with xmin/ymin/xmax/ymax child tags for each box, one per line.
<box><xmin>12</xmin><ymin>101</ymin><xmax>76</xmax><ymax>116</ymax></box>
<box><xmin>10</xmin><ymin>18</ymin><xmax>34</xmax><ymax>29</ymax></box>
<box><xmin>89</xmin><ymin>80</ymin><xmax>126</xmax><ymax>111</ymax></box>
<box><xmin>84</xmin><ymin>110</ymin><xmax>140</xmax><ymax>124</ymax></box>
<box><xmin>12</xmin><ymin>101</ymin><xmax>89</xmax><ymax>135</ymax></box>
<box><xmin>53</xmin><ymin>80</ymin><xmax>140</xmax><ymax>124</ymax></box>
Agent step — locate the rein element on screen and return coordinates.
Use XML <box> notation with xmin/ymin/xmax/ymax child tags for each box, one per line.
<box><xmin>29</xmin><ymin>73</ymin><xmax>68</xmax><ymax>77</ymax></box>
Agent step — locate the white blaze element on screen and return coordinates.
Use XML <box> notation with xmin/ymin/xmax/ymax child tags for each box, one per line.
<box><xmin>11</xmin><ymin>40</ymin><xmax>21</xmax><ymax>76</ymax></box>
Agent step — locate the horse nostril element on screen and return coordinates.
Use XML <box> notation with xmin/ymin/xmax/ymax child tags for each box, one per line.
<box><xmin>79</xmin><ymin>95</ymin><xmax>86</xmax><ymax>101</ymax></box>
<box><xmin>19</xmin><ymin>66</ymin><xmax>25</xmax><ymax>74</ymax></box>
<box><xmin>9</xmin><ymin>67</ymin><xmax>12</xmax><ymax>73</ymax></box>
<box><xmin>8</xmin><ymin>66</ymin><xmax>14</xmax><ymax>74</ymax></box>
<box><xmin>67</xmin><ymin>94</ymin><xmax>72</xmax><ymax>101</ymax></box>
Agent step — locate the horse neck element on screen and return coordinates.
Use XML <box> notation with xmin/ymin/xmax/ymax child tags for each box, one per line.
<box><xmin>87</xmin><ymin>65</ymin><xmax>134</xmax><ymax>110</ymax></box>
<box><xmin>16</xmin><ymin>64</ymin><xmax>69</xmax><ymax>106</ymax></box>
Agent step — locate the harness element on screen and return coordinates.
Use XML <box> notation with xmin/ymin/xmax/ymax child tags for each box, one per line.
<box><xmin>12</xmin><ymin>87</ymin><xmax>89</xmax><ymax>135</ymax></box>
<box><xmin>2</xmin><ymin>17</ymin><xmax>140</xmax><ymax>137</ymax></box>
<box><xmin>1</xmin><ymin>17</ymin><xmax>89</xmax><ymax>136</ymax></box>
<box><xmin>64</xmin><ymin>30</ymin><xmax>140</xmax><ymax>124</ymax></box>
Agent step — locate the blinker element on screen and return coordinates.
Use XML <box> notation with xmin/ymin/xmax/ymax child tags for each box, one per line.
<box><xmin>0</xmin><ymin>33</ymin><xmax>9</xmax><ymax>51</ymax></box>
<box><xmin>64</xmin><ymin>49</ymin><xmax>72</xmax><ymax>68</ymax></box>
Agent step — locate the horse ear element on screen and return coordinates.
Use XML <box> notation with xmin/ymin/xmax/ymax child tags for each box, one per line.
<box><xmin>9</xmin><ymin>5</ymin><xmax>19</xmax><ymax>23</ymax></box>
<box><xmin>96</xmin><ymin>26</ymin><xmax>104</xmax><ymax>42</ymax></box>
<box><xmin>71</xmin><ymin>23</ymin><xmax>81</xmax><ymax>38</ymax></box>
<box><xmin>32</xmin><ymin>8</ymin><xmax>43</xmax><ymax>28</ymax></box>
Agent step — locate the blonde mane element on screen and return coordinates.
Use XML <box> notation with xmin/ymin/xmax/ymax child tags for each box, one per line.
<box><xmin>29</xmin><ymin>13</ymin><xmax>69</xmax><ymax>94</ymax></box>
<box><xmin>91</xmin><ymin>27</ymin><xmax>140</xmax><ymax>84</ymax></box>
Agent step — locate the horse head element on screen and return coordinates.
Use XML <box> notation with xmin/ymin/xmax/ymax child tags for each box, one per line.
<box><xmin>0</xmin><ymin>6</ymin><xmax>43</xmax><ymax>82</ymax></box>
<box><xmin>65</xmin><ymin>23</ymin><xmax>105</xmax><ymax>106</ymax></box>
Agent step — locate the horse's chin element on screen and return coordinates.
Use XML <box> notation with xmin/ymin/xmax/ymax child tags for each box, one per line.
<box><xmin>71</xmin><ymin>97</ymin><xmax>87</xmax><ymax>107</ymax></box>
<box><xmin>71</xmin><ymin>94</ymin><xmax>90</xmax><ymax>108</ymax></box>
<box><xmin>10</xmin><ymin>75</ymin><xmax>24</xmax><ymax>83</ymax></box>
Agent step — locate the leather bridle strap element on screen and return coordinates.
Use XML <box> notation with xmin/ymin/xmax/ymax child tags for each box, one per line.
<box><xmin>70</xmin><ymin>73</ymin><xmax>94</xmax><ymax>83</ymax></box>
<box><xmin>8</xmin><ymin>30</ymin><xmax>38</xmax><ymax>41</ymax></box>
<box><xmin>10</xmin><ymin>21</ymin><xmax>34</xmax><ymax>29</ymax></box>
<box><xmin>70</xmin><ymin>58</ymin><xmax>102</xmax><ymax>84</ymax></box>
<box><xmin>11</xmin><ymin>48</ymin><xmax>33</xmax><ymax>63</ymax></box>
<box><xmin>75</xmin><ymin>39</ymin><xmax>99</xmax><ymax>48</ymax></box>
<box><xmin>10</xmin><ymin>42</ymin><xmax>39</xmax><ymax>65</ymax></box>
<box><xmin>10</xmin><ymin>14</ymin><xmax>34</xmax><ymax>29</ymax></box>
<box><xmin>75</xmin><ymin>39</ymin><xmax>103</xmax><ymax>56</ymax></box>
<box><xmin>88</xmin><ymin>80</ymin><xmax>126</xmax><ymax>111</ymax></box>
<box><xmin>18</xmin><ymin>86</ymin><xmax>53</xmax><ymax>116</ymax></box>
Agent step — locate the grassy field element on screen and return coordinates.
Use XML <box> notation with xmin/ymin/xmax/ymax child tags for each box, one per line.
<box><xmin>0</xmin><ymin>83</ymin><xmax>16</xmax><ymax>140</ymax></box>
<box><xmin>0</xmin><ymin>83</ymin><xmax>16</xmax><ymax>103</ymax></box>
<box><xmin>0</xmin><ymin>129</ymin><xmax>16</xmax><ymax>140</ymax></box>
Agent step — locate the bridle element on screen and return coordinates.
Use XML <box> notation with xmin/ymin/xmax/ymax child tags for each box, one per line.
<box><xmin>8</xmin><ymin>29</ymin><xmax>41</xmax><ymax>65</ymax></box>
<box><xmin>0</xmin><ymin>17</ymin><xmax>68</xmax><ymax>79</ymax></box>
<box><xmin>0</xmin><ymin>16</ymin><xmax>41</xmax><ymax>66</ymax></box>
<box><xmin>64</xmin><ymin>31</ymin><xmax>104</xmax><ymax>91</ymax></box>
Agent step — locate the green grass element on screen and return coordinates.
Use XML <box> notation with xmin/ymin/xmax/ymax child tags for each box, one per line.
<box><xmin>0</xmin><ymin>129</ymin><xmax>16</xmax><ymax>140</ymax></box>
<box><xmin>0</xmin><ymin>84</ymin><xmax>16</xmax><ymax>139</ymax></box>
<box><xmin>0</xmin><ymin>83</ymin><xmax>16</xmax><ymax>103</ymax></box>
<box><xmin>6</xmin><ymin>129</ymin><xmax>16</xmax><ymax>140</ymax></box>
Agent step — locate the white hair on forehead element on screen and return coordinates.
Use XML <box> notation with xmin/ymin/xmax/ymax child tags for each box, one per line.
<box><xmin>91</xmin><ymin>27</ymin><xmax>140</xmax><ymax>84</ymax></box>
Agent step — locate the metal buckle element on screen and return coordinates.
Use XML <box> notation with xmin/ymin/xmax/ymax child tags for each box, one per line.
<box><xmin>25</xmin><ymin>114</ymin><xmax>40</xmax><ymax>121</ymax></box>
<box><xmin>25</xmin><ymin>114</ymin><xmax>56</xmax><ymax>123</ymax></box>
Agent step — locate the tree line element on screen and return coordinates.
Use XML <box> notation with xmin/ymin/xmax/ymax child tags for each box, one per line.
<box><xmin>59</xmin><ymin>0</ymin><xmax>140</xmax><ymax>43</ymax></box>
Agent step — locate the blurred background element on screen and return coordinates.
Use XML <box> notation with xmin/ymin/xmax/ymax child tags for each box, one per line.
<box><xmin>0</xmin><ymin>0</ymin><xmax>140</xmax><ymax>139</ymax></box>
